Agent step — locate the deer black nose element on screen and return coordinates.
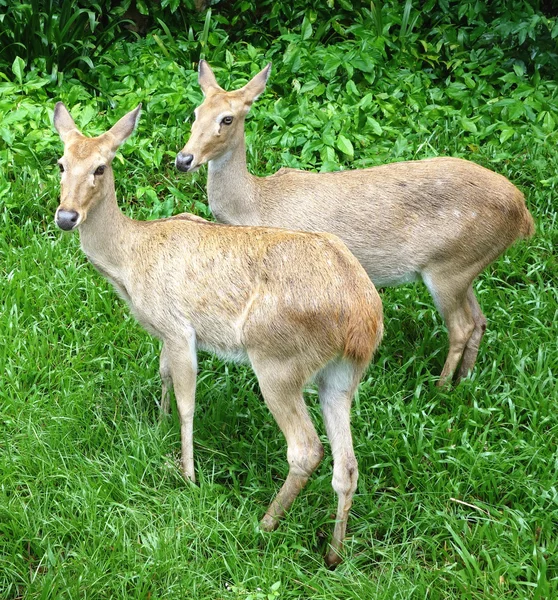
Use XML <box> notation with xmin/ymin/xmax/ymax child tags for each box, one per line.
<box><xmin>176</xmin><ymin>152</ymin><xmax>194</xmax><ymax>172</ymax></box>
<box><xmin>56</xmin><ymin>209</ymin><xmax>80</xmax><ymax>231</ymax></box>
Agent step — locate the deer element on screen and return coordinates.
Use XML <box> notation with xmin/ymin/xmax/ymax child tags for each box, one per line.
<box><xmin>52</xmin><ymin>102</ymin><xmax>383</xmax><ymax>567</ymax></box>
<box><xmin>176</xmin><ymin>61</ymin><xmax>535</xmax><ymax>386</ymax></box>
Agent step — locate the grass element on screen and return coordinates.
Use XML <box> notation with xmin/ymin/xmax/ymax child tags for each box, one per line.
<box><xmin>1</xmin><ymin>6</ymin><xmax>558</xmax><ymax>598</ymax></box>
<box><xmin>1</xmin><ymin>162</ymin><xmax>556</xmax><ymax>598</ymax></box>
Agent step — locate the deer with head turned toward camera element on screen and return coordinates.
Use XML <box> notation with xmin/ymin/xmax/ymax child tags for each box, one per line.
<box><xmin>53</xmin><ymin>102</ymin><xmax>383</xmax><ymax>567</ymax></box>
<box><xmin>176</xmin><ymin>61</ymin><xmax>535</xmax><ymax>386</ymax></box>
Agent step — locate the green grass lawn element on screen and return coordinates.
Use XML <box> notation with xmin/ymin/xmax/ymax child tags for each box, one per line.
<box><xmin>2</xmin><ymin>142</ymin><xmax>556</xmax><ymax>599</ymax></box>
<box><xmin>2</xmin><ymin>4</ymin><xmax>558</xmax><ymax>598</ymax></box>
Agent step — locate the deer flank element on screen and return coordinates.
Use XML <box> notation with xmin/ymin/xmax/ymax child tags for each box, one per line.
<box><xmin>176</xmin><ymin>61</ymin><xmax>535</xmax><ymax>385</ymax></box>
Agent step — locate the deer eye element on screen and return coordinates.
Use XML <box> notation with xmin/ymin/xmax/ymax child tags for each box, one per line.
<box><xmin>58</xmin><ymin>163</ymin><xmax>64</xmax><ymax>173</ymax></box>
<box><xmin>94</xmin><ymin>165</ymin><xmax>106</xmax><ymax>176</ymax></box>
<box><xmin>221</xmin><ymin>116</ymin><xmax>233</xmax><ymax>125</ymax></box>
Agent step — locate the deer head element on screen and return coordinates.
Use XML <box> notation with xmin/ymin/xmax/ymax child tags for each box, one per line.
<box><xmin>53</xmin><ymin>102</ymin><xmax>141</xmax><ymax>230</ymax></box>
<box><xmin>176</xmin><ymin>61</ymin><xmax>271</xmax><ymax>173</ymax></box>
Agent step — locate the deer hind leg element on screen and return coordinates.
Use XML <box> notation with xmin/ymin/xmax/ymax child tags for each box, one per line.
<box><xmin>423</xmin><ymin>271</ymin><xmax>476</xmax><ymax>387</ymax></box>
<box><xmin>159</xmin><ymin>343</ymin><xmax>173</xmax><ymax>415</ymax></box>
<box><xmin>456</xmin><ymin>286</ymin><xmax>487</xmax><ymax>381</ymax></box>
<box><xmin>249</xmin><ymin>353</ymin><xmax>324</xmax><ymax>532</ymax></box>
<box><xmin>317</xmin><ymin>359</ymin><xmax>362</xmax><ymax>568</ymax></box>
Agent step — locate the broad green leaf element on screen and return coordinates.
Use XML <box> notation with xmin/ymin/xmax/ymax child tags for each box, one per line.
<box><xmin>461</xmin><ymin>117</ymin><xmax>478</xmax><ymax>134</ymax></box>
<box><xmin>358</xmin><ymin>93</ymin><xmax>373</xmax><ymax>109</ymax></box>
<box><xmin>79</xmin><ymin>104</ymin><xmax>97</xmax><ymax>127</ymax></box>
<box><xmin>0</xmin><ymin>179</ymin><xmax>9</xmax><ymax>199</ymax></box>
<box><xmin>336</xmin><ymin>134</ymin><xmax>354</xmax><ymax>158</ymax></box>
<box><xmin>346</xmin><ymin>79</ymin><xmax>359</xmax><ymax>96</ymax></box>
<box><xmin>79</xmin><ymin>56</ymin><xmax>94</xmax><ymax>70</ymax></box>
<box><xmin>320</xmin><ymin>145</ymin><xmax>335</xmax><ymax>163</ymax></box>
<box><xmin>12</xmin><ymin>56</ymin><xmax>25</xmax><ymax>84</ymax></box>
<box><xmin>513</xmin><ymin>63</ymin><xmax>525</xmax><ymax>77</ymax></box>
<box><xmin>246</xmin><ymin>44</ymin><xmax>258</xmax><ymax>60</ymax></box>
<box><xmin>0</xmin><ymin>127</ymin><xmax>14</xmax><ymax>146</ymax></box>
<box><xmin>322</xmin><ymin>55</ymin><xmax>342</xmax><ymax>76</ymax></box>
<box><xmin>152</xmin><ymin>34</ymin><xmax>170</xmax><ymax>58</ymax></box>
<box><xmin>367</xmin><ymin>116</ymin><xmax>383</xmax><ymax>135</ymax></box>
<box><xmin>300</xmin><ymin>81</ymin><xmax>319</xmax><ymax>94</ymax></box>
<box><xmin>351</xmin><ymin>57</ymin><xmax>375</xmax><ymax>73</ymax></box>
<box><xmin>499</xmin><ymin>126</ymin><xmax>515</xmax><ymax>144</ymax></box>
<box><xmin>136</xmin><ymin>0</ymin><xmax>148</xmax><ymax>15</ymax></box>
<box><xmin>283</xmin><ymin>42</ymin><xmax>302</xmax><ymax>72</ymax></box>
<box><xmin>312</xmin><ymin>83</ymin><xmax>325</xmax><ymax>96</ymax></box>
<box><xmin>542</xmin><ymin>111</ymin><xmax>555</xmax><ymax>133</ymax></box>
<box><xmin>301</xmin><ymin>16</ymin><xmax>313</xmax><ymax>40</ymax></box>
<box><xmin>508</xmin><ymin>101</ymin><xmax>525</xmax><ymax>121</ymax></box>
<box><xmin>322</xmin><ymin>130</ymin><xmax>335</xmax><ymax>147</ymax></box>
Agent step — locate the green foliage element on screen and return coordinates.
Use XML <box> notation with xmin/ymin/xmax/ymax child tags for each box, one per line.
<box><xmin>0</xmin><ymin>0</ymin><xmax>129</xmax><ymax>78</ymax></box>
<box><xmin>1</xmin><ymin>1</ymin><xmax>557</xmax><ymax>598</ymax></box>
<box><xmin>436</xmin><ymin>0</ymin><xmax>558</xmax><ymax>72</ymax></box>
<box><xmin>2</xmin><ymin>0</ymin><xmax>557</xmax><ymax>85</ymax></box>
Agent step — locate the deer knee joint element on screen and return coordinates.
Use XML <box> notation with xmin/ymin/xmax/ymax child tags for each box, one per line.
<box><xmin>287</xmin><ymin>440</ymin><xmax>324</xmax><ymax>478</ymax></box>
<box><xmin>332</xmin><ymin>456</ymin><xmax>359</xmax><ymax>497</ymax></box>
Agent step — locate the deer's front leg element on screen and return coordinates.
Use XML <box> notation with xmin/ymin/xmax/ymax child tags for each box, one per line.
<box><xmin>165</xmin><ymin>329</ymin><xmax>198</xmax><ymax>482</ymax></box>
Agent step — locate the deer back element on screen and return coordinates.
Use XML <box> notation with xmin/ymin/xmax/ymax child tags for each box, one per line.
<box><xmin>251</xmin><ymin>157</ymin><xmax>533</xmax><ymax>285</ymax></box>
<box><xmin>124</xmin><ymin>219</ymin><xmax>382</xmax><ymax>366</ymax></box>
<box><xmin>177</xmin><ymin>63</ymin><xmax>534</xmax><ymax>288</ymax></box>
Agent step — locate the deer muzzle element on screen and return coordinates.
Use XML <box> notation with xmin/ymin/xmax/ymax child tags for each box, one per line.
<box><xmin>56</xmin><ymin>209</ymin><xmax>80</xmax><ymax>231</ymax></box>
<box><xmin>175</xmin><ymin>152</ymin><xmax>194</xmax><ymax>172</ymax></box>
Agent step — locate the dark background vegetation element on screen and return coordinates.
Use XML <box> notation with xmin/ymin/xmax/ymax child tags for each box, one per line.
<box><xmin>1</xmin><ymin>1</ymin><xmax>557</xmax><ymax>598</ymax></box>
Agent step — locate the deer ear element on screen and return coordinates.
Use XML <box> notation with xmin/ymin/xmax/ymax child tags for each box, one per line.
<box><xmin>239</xmin><ymin>62</ymin><xmax>272</xmax><ymax>106</ymax></box>
<box><xmin>198</xmin><ymin>60</ymin><xmax>224</xmax><ymax>96</ymax></box>
<box><xmin>54</xmin><ymin>102</ymin><xmax>80</xmax><ymax>142</ymax></box>
<box><xmin>106</xmin><ymin>104</ymin><xmax>142</xmax><ymax>152</ymax></box>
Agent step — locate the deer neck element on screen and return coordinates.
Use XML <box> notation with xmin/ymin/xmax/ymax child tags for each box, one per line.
<box><xmin>207</xmin><ymin>135</ymin><xmax>259</xmax><ymax>225</ymax></box>
<box><xmin>78</xmin><ymin>177</ymin><xmax>136</xmax><ymax>276</ymax></box>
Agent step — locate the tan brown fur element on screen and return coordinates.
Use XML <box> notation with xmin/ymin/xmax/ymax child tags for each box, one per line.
<box><xmin>177</xmin><ymin>61</ymin><xmax>535</xmax><ymax>385</ymax></box>
<box><xmin>53</xmin><ymin>102</ymin><xmax>383</xmax><ymax>567</ymax></box>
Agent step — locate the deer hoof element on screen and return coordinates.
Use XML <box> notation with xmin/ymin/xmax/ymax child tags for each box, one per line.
<box><xmin>260</xmin><ymin>513</ymin><xmax>280</xmax><ymax>532</ymax></box>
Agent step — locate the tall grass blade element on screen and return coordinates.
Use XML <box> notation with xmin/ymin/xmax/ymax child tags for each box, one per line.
<box><xmin>370</xmin><ymin>1</ymin><xmax>384</xmax><ymax>37</ymax></box>
<box><xmin>199</xmin><ymin>7</ymin><xmax>212</xmax><ymax>61</ymax></box>
<box><xmin>401</xmin><ymin>0</ymin><xmax>413</xmax><ymax>39</ymax></box>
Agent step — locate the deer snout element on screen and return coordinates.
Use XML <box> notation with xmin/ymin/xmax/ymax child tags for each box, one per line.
<box><xmin>176</xmin><ymin>152</ymin><xmax>194</xmax><ymax>172</ymax></box>
<box><xmin>56</xmin><ymin>209</ymin><xmax>80</xmax><ymax>231</ymax></box>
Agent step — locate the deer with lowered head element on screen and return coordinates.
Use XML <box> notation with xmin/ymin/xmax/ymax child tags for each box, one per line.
<box><xmin>176</xmin><ymin>61</ymin><xmax>535</xmax><ymax>386</ymax></box>
<box><xmin>53</xmin><ymin>102</ymin><xmax>383</xmax><ymax>567</ymax></box>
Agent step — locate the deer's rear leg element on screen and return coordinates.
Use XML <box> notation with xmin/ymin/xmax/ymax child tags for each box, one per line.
<box><xmin>250</xmin><ymin>353</ymin><xmax>324</xmax><ymax>531</ymax></box>
<box><xmin>159</xmin><ymin>343</ymin><xmax>173</xmax><ymax>415</ymax></box>
<box><xmin>456</xmin><ymin>286</ymin><xmax>487</xmax><ymax>381</ymax></box>
<box><xmin>317</xmin><ymin>360</ymin><xmax>362</xmax><ymax>568</ymax></box>
<box><xmin>423</xmin><ymin>272</ymin><xmax>476</xmax><ymax>386</ymax></box>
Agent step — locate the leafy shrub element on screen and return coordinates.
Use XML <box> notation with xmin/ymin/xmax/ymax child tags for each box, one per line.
<box><xmin>3</xmin><ymin>0</ymin><xmax>558</xmax><ymax>212</ymax></box>
<box><xmin>0</xmin><ymin>0</ymin><xmax>129</xmax><ymax>78</ymax></box>
<box><xmin>195</xmin><ymin>0</ymin><xmax>558</xmax><ymax>76</ymax></box>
